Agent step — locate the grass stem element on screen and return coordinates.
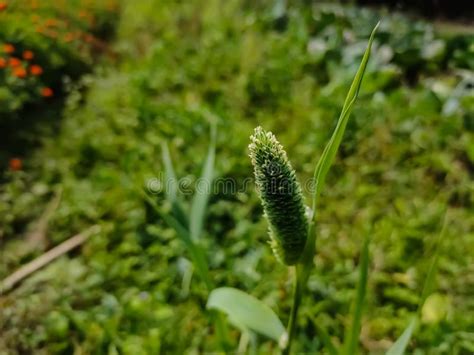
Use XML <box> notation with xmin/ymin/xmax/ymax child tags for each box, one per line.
<box><xmin>283</xmin><ymin>265</ymin><xmax>304</xmax><ymax>355</ymax></box>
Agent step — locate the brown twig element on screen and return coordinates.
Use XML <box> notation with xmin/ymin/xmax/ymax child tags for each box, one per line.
<box><xmin>0</xmin><ymin>225</ymin><xmax>100</xmax><ymax>294</ymax></box>
<box><xmin>25</xmin><ymin>187</ymin><xmax>63</xmax><ymax>251</ymax></box>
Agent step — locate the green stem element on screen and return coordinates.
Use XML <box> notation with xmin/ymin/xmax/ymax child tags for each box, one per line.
<box><xmin>214</xmin><ymin>312</ymin><xmax>231</xmax><ymax>351</ymax></box>
<box><xmin>283</xmin><ymin>265</ymin><xmax>304</xmax><ymax>355</ymax></box>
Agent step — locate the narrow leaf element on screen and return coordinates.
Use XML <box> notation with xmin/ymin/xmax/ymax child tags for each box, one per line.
<box><xmin>300</xmin><ymin>22</ymin><xmax>379</xmax><ymax>281</ymax></box>
<box><xmin>419</xmin><ymin>213</ymin><xmax>448</xmax><ymax>309</ymax></box>
<box><xmin>343</xmin><ymin>235</ymin><xmax>370</xmax><ymax>355</ymax></box>
<box><xmin>143</xmin><ymin>192</ymin><xmax>213</xmax><ymax>290</ymax></box>
<box><xmin>161</xmin><ymin>142</ymin><xmax>178</xmax><ymax>203</ymax></box>
<box><xmin>386</xmin><ymin>212</ymin><xmax>448</xmax><ymax>355</ymax></box>
<box><xmin>161</xmin><ymin>143</ymin><xmax>189</xmax><ymax>227</ymax></box>
<box><xmin>207</xmin><ymin>287</ymin><xmax>287</xmax><ymax>347</ymax></box>
<box><xmin>385</xmin><ymin>317</ymin><xmax>417</xmax><ymax>355</ymax></box>
<box><xmin>310</xmin><ymin>22</ymin><xmax>379</xmax><ymax>217</ymax></box>
<box><xmin>310</xmin><ymin>316</ymin><xmax>339</xmax><ymax>355</ymax></box>
<box><xmin>190</xmin><ymin>123</ymin><xmax>216</xmax><ymax>241</ymax></box>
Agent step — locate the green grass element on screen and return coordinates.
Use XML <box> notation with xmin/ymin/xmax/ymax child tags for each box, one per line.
<box><xmin>0</xmin><ymin>1</ymin><xmax>473</xmax><ymax>353</ymax></box>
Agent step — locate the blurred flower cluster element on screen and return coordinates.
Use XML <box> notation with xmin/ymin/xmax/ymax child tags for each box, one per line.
<box><xmin>0</xmin><ymin>0</ymin><xmax>118</xmax><ymax>115</ymax></box>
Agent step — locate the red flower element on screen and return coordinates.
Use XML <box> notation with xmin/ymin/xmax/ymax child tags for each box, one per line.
<box><xmin>41</xmin><ymin>87</ymin><xmax>53</xmax><ymax>97</ymax></box>
<box><xmin>0</xmin><ymin>2</ymin><xmax>7</xmax><ymax>12</ymax></box>
<box><xmin>0</xmin><ymin>57</ymin><xmax>6</xmax><ymax>68</ymax></box>
<box><xmin>30</xmin><ymin>64</ymin><xmax>43</xmax><ymax>75</ymax></box>
<box><xmin>9</xmin><ymin>158</ymin><xmax>22</xmax><ymax>171</ymax></box>
<box><xmin>22</xmin><ymin>50</ymin><xmax>34</xmax><ymax>60</ymax></box>
<box><xmin>3</xmin><ymin>43</ymin><xmax>14</xmax><ymax>53</ymax></box>
<box><xmin>9</xmin><ymin>57</ymin><xmax>21</xmax><ymax>67</ymax></box>
<box><xmin>12</xmin><ymin>67</ymin><xmax>27</xmax><ymax>78</ymax></box>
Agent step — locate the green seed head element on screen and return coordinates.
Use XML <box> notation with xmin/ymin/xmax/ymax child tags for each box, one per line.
<box><xmin>249</xmin><ymin>126</ymin><xmax>308</xmax><ymax>266</ymax></box>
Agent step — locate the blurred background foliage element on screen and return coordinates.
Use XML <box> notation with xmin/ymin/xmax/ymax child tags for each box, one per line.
<box><xmin>0</xmin><ymin>0</ymin><xmax>473</xmax><ymax>353</ymax></box>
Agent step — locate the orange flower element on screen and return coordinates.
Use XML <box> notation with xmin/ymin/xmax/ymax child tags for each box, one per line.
<box><xmin>3</xmin><ymin>43</ymin><xmax>14</xmax><ymax>53</ymax></box>
<box><xmin>64</xmin><ymin>32</ymin><xmax>75</xmax><ymax>43</ymax></box>
<box><xmin>12</xmin><ymin>67</ymin><xmax>27</xmax><ymax>78</ymax></box>
<box><xmin>9</xmin><ymin>57</ymin><xmax>21</xmax><ymax>67</ymax></box>
<box><xmin>41</xmin><ymin>87</ymin><xmax>53</xmax><ymax>97</ymax></box>
<box><xmin>0</xmin><ymin>57</ymin><xmax>6</xmax><ymax>68</ymax></box>
<box><xmin>0</xmin><ymin>2</ymin><xmax>8</xmax><ymax>11</ymax></box>
<box><xmin>45</xmin><ymin>18</ymin><xmax>57</xmax><ymax>27</ymax></box>
<box><xmin>45</xmin><ymin>30</ymin><xmax>58</xmax><ymax>38</ymax></box>
<box><xmin>9</xmin><ymin>158</ymin><xmax>22</xmax><ymax>171</ymax></box>
<box><xmin>22</xmin><ymin>50</ymin><xmax>34</xmax><ymax>60</ymax></box>
<box><xmin>30</xmin><ymin>64</ymin><xmax>43</xmax><ymax>75</ymax></box>
<box><xmin>84</xmin><ymin>34</ymin><xmax>95</xmax><ymax>43</ymax></box>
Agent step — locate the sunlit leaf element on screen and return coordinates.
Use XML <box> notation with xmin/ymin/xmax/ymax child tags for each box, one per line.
<box><xmin>421</xmin><ymin>293</ymin><xmax>449</xmax><ymax>324</ymax></box>
<box><xmin>207</xmin><ymin>287</ymin><xmax>287</xmax><ymax>347</ymax></box>
<box><xmin>385</xmin><ymin>317</ymin><xmax>417</xmax><ymax>355</ymax></box>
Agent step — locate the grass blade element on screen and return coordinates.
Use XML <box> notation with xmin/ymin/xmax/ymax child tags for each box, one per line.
<box><xmin>385</xmin><ymin>317</ymin><xmax>417</xmax><ymax>355</ymax></box>
<box><xmin>343</xmin><ymin>235</ymin><xmax>370</xmax><ymax>355</ymax></box>
<box><xmin>161</xmin><ymin>142</ymin><xmax>178</xmax><ymax>203</ymax></box>
<box><xmin>419</xmin><ymin>213</ymin><xmax>448</xmax><ymax>309</ymax></box>
<box><xmin>300</xmin><ymin>22</ymin><xmax>379</xmax><ymax>281</ymax></box>
<box><xmin>310</xmin><ymin>22</ymin><xmax>379</xmax><ymax>216</ymax></box>
<box><xmin>310</xmin><ymin>316</ymin><xmax>339</xmax><ymax>355</ymax></box>
<box><xmin>161</xmin><ymin>142</ymin><xmax>189</xmax><ymax>227</ymax></box>
<box><xmin>189</xmin><ymin>123</ymin><xmax>216</xmax><ymax>241</ymax></box>
<box><xmin>143</xmin><ymin>192</ymin><xmax>213</xmax><ymax>290</ymax></box>
<box><xmin>386</xmin><ymin>212</ymin><xmax>448</xmax><ymax>355</ymax></box>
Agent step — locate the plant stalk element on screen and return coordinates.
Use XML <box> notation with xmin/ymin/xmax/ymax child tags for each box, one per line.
<box><xmin>283</xmin><ymin>265</ymin><xmax>304</xmax><ymax>355</ymax></box>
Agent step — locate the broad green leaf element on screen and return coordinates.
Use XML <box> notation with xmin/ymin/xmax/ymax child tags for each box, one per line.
<box><xmin>189</xmin><ymin>123</ymin><xmax>216</xmax><ymax>241</ymax></box>
<box><xmin>207</xmin><ymin>287</ymin><xmax>287</xmax><ymax>347</ymax></box>
<box><xmin>161</xmin><ymin>143</ymin><xmax>189</xmax><ymax>227</ymax></box>
<box><xmin>385</xmin><ymin>317</ymin><xmax>417</xmax><ymax>355</ymax></box>
<box><xmin>343</xmin><ymin>235</ymin><xmax>370</xmax><ymax>355</ymax></box>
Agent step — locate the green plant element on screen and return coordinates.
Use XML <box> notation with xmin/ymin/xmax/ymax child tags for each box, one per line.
<box><xmin>207</xmin><ymin>23</ymin><xmax>379</xmax><ymax>354</ymax></box>
<box><xmin>2</xmin><ymin>1</ymin><xmax>472</xmax><ymax>353</ymax></box>
<box><xmin>386</xmin><ymin>212</ymin><xmax>448</xmax><ymax>355</ymax></box>
<box><xmin>144</xmin><ymin>122</ymin><xmax>231</xmax><ymax>349</ymax></box>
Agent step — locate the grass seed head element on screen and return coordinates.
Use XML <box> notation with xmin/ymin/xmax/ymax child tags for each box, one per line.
<box><xmin>249</xmin><ymin>126</ymin><xmax>308</xmax><ymax>266</ymax></box>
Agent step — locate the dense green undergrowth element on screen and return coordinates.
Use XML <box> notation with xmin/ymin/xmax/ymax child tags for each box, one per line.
<box><xmin>1</xmin><ymin>1</ymin><xmax>473</xmax><ymax>353</ymax></box>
